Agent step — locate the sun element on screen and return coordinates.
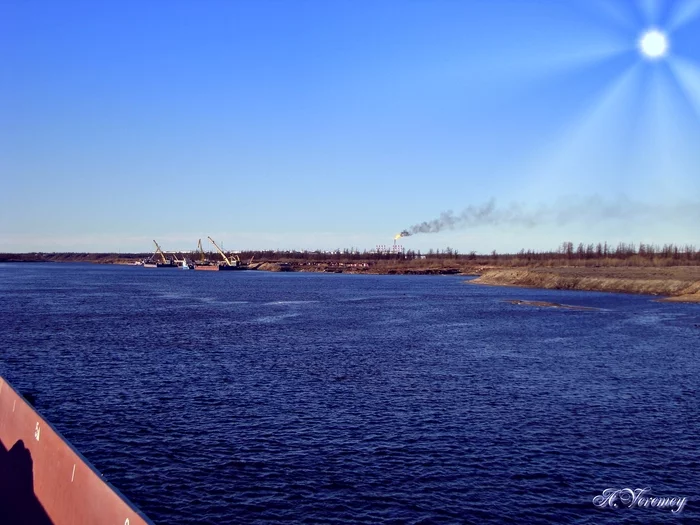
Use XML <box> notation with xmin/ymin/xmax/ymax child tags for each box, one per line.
<box><xmin>639</xmin><ymin>29</ymin><xmax>669</xmax><ymax>59</ymax></box>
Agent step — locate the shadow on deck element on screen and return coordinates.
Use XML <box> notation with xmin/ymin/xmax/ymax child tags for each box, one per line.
<box><xmin>0</xmin><ymin>438</ymin><xmax>54</xmax><ymax>525</ymax></box>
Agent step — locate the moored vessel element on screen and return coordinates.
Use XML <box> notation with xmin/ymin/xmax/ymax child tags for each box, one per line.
<box><xmin>207</xmin><ymin>236</ymin><xmax>248</xmax><ymax>271</ymax></box>
<box><xmin>194</xmin><ymin>263</ymin><xmax>219</xmax><ymax>271</ymax></box>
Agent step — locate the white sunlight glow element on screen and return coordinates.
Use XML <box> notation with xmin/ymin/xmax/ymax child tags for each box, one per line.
<box><xmin>639</xmin><ymin>30</ymin><xmax>669</xmax><ymax>59</ymax></box>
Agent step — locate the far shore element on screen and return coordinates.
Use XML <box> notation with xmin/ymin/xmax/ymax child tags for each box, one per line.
<box><xmin>3</xmin><ymin>252</ymin><xmax>700</xmax><ymax>303</ymax></box>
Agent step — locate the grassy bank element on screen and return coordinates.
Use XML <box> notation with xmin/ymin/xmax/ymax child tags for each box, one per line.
<box><xmin>470</xmin><ymin>267</ymin><xmax>700</xmax><ymax>303</ymax></box>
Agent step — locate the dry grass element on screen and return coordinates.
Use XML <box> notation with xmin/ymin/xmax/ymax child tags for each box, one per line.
<box><xmin>471</xmin><ymin>266</ymin><xmax>700</xmax><ymax>302</ymax></box>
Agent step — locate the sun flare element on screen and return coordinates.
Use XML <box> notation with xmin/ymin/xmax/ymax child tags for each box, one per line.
<box><xmin>639</xmin><ymin>29</ymin><xmax>669</xmax><ymax>59</ymax></box>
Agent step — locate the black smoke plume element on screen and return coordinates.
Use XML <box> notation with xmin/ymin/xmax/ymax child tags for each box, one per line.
<box><xmin>404</xmin><ymin>196</ymin><xmax>700</xmax><ymax>235</ymax></box>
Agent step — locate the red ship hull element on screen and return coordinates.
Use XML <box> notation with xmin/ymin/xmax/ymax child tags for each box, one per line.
<box><xmin>0</xmin><ymin>377</ymin><xmax>152</xmax><ymax>525</ymax></box>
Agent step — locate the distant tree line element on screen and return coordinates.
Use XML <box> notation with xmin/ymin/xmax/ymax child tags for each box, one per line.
<box><xmin>233</xmin><ymin>241</ymin><xmax>700</xmax><ymax>267</ymax></box>
<box><xmin>554</xmin><ymin>241</ymin><xmax>698</xmax><ymax>260</ymax></box>
<box><xmin>3</xmin><ymin>241</ymin><xmax>698</xmax><ymax>267</ymax></box>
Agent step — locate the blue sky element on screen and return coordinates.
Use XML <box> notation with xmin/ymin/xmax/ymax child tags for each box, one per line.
<box><xmin>2</xmin><ymin>0</ymin><xmax>700</xmax><ymax>253</ymax></box>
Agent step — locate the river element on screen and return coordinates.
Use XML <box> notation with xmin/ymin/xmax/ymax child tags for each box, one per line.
<box><xmin>1</xmin><ymin>263</ymin><xmax>698</xmax><ymax>523</ymax></box>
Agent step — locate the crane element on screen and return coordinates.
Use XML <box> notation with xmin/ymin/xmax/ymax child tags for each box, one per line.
<box><xmin>207</xmin><ymin>236</ymin><xmax>238</xmax><ymax>267</ymax></box>
<box><xmin>152</xmin><ymin>240</ymin><xmax>168</xmax><ymax>264</ymax></box>
<box><xmin>197</xmin><ymin>239</ymin><xmax>206</xmax><ymax>262</ymax></box>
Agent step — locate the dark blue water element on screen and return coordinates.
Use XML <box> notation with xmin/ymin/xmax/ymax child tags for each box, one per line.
<box><xmin>1</xmin><ymin>263</ymin><xmax>699</xmax><ymax>524</ymax></box>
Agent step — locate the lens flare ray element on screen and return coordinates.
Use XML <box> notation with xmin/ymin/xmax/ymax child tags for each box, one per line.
<box><xmin>584</xmin><ymin>0</ymin><xmax>639</xmax><ymax>30</ymax></box>
<box><xmin>667</xmin><ymin>56</ymin><xmax>700</xmax><ymax>119</ymax></box>
<box><xmin>667</xmin><ymin>0</ymin><xmax>700</xmax><ymax>31</ymax></box>
<box><xmin>638</xmin><ymin>0</ymin><xmax>662</xmax><ymax>24</ymax></box>
<box><xmin>523</xmin><ymin>63</ymin><xmax>643</xmax><ymax>197</ymax></box>
<box><xmin>632</xmin><ymin>64</ymin><xmax>699</xmax><ymax>195</ymax></box>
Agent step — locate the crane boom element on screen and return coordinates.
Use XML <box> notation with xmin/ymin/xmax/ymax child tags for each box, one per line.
<box><xmin>207</xmin><ymin>236</ymin><xmax>233</xmax><ymax>266</ymax></box>
<box><xmin>197</xmin><ymin>239</ymin><xmax>205</xmax><ymax>262</ymax></box>
<box><xmin>153</xmin><ymin>240</ymin><xmax>167</xmax><ymax>264</ymax></box>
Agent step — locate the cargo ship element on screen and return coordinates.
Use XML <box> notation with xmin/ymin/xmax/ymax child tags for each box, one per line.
<box><xmin>0</xmin><ymin>376</ymin><xmax>153</xmax><ymax>525</ymax></box>
<box><xmin>218</xmin><ymin>264</ymin><xmax>247</xmax><ymax>271</ymax></box>
<box><xmin>142</xmin><ymin>240</ymin><xmax>180</xmax><ymax>268</ymax></box>
<box><xmin>194</xmin><ymin>262</ymin><xmax>247</xmax><ymax>271</ymax></box>
<box><xmin>205</xmin><ymin>236</ymin><xmax>248</xmax><ymax>271</ymax></box>
<box><xmin>142</xmin><ymin>261</ymin><xmax>177</xmax><ymax>268</ymax></box>
<box><xmin>194</xmin><ymin>262</ymin><xmax>219</xmax><ymax>271</ymax></box>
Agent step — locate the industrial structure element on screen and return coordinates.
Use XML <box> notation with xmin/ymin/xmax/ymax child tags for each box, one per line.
<box><xmin>141</xmin><ymin>238</ymin><xmax>248</xmax><ymax>271</ymax></box>
<box><xmin>375</xmin><ymin>236</ymin><xmax>405</xmax><ymax>255</ymax></box>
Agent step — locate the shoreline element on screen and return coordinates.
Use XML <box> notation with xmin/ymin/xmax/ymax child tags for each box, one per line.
<box><xmin>3</xmin><ymin>256</ymin><xmax>700</xmax><ymax>303</ymax></box>
<box><xmin>469</xmin><ymin>267</ymin><xmax>700</xmax><ymax>303</ymax></box>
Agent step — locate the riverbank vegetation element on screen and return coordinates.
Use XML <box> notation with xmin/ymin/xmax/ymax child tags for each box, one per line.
<box><xmin>2</xmin><ymin>242</ymin><xmax>699</xmax><ymax>301</ymax></box>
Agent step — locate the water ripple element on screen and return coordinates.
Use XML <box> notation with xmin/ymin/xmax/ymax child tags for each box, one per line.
<box><xmin>0</xmin><ymin>264</ymin><xmax>699</xmax><ymax>524</ymax></box>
